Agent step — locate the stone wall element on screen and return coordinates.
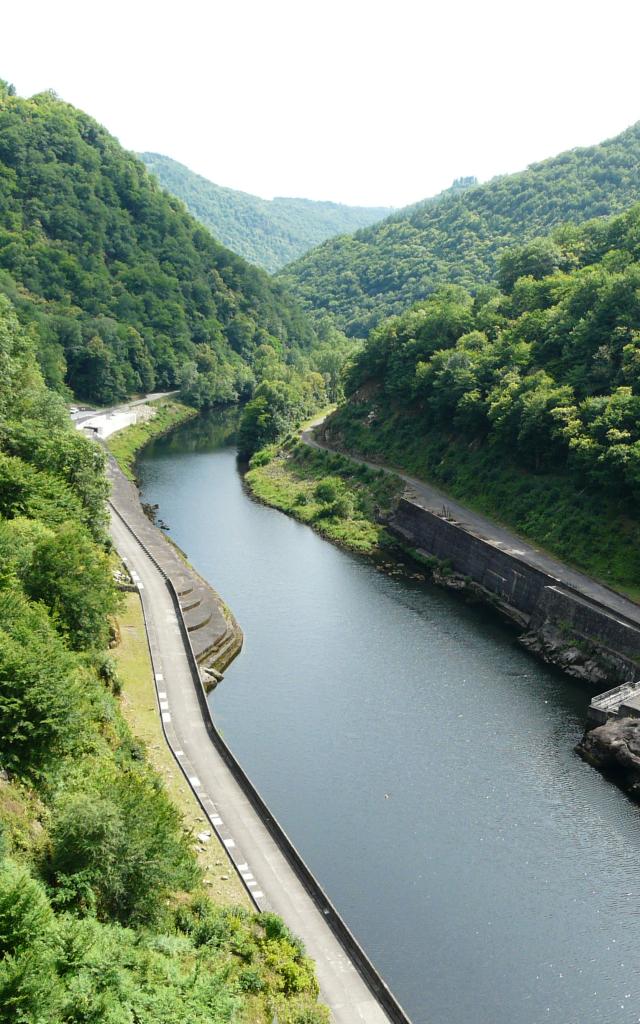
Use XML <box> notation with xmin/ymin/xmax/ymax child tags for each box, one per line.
<box><xmin>390</xmin><ymin>497</ymin><xmax>640</xmax><ymax>686</ymax></box>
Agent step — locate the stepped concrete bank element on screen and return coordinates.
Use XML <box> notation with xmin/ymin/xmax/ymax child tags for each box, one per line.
<box><xmin>389</xmin><ymin>496</ymin><xmax>640</xmax><ymax>688</ymax></box>
<box><xmin>108</xmin><ymin>457</ymin><xmax>242</xmax><ymax>681</ymax></box>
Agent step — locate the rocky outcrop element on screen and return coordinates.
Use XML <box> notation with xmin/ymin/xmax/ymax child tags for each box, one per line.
<box><xmin>577</xmin><ymin>718</ymin><xmax>640</xmax><ymax>799</ymax></box>
<box><xmin>519</xmin><ymin>625</ymin><xmax>614</xmax><ymax>687</ymax></box>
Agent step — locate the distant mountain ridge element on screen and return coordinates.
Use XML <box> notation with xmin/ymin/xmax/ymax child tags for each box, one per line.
<box><xmin>0</xmin><ymin>85</ymin><xmax>320</xmax><ymax>406</ymax></box>
<box><xmin>139</xmin><ymin>152</ymin><xmax>393</xmax><ymax>273</ymax></box>
<box><xmin>277</xmin><ymin>122</ymin><xmax>640</xmax><ymax>337</ymax></box>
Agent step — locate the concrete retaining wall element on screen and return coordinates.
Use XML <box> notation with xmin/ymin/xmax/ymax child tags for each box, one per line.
<box><xmin>391</xmin><ymin>497</ymin><xmax>640</xmax><ymax>684</ymax></box>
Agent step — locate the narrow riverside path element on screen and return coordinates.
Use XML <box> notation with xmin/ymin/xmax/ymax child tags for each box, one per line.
<box><xmin>302</xmin><ymin>426</ymin><xmax>640</xmax><ymax>628</ymax></box>
<box><xmin>109</xmin><ymin>507</ymin><xmax>400</xmax><ymax>1024</ymax></box>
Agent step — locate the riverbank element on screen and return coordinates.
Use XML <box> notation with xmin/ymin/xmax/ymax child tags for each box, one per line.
<box><xmin>246</xmin><ymin>432</ymin><xmax>640</xmax><ymax>687</ymax></box>
<box><xmin>108</xmin><ymin>454</ymin><xmax>243</xmax><ymax>681</ymax></box>
<box><xmin>104</xmin><ymin>402</ymin><xmax>409</xmax><ymax>1023</ymax></box>
<box><xmin>245</xmin><ymin>439</ymin><xmax>403</xmax><ymax>554</ymax></box>
<box><xmin>577</xmin><ymin>716</ymin><xmax>640</xmax><ymax>799</ymax></box>
<box><xmin>104</xmin><ymin>398</ymin><xmax>243</xmax><ymax>681</ymax></box>
<box><xmin>107</xmin><ymin>397</ymin><xmax>197</xmax><ymax>480</ymax></box>
<box><xmin>323</xmin><ymin>401</ymin><xmax>640</xmax><ymax>602</ymax></box>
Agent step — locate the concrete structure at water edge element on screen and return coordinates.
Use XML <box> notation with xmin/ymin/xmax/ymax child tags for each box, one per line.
<box><xmin>586</xmin><ymin>681</ymin><xmax>640</xmax><ymax>726</ymax></box>
<box><xmin>108</xmin><ymin>457</ymin><xmax>242</xmax><ymax>682</ymax></box>
<box><xmin>389</xmin><ymin>496</ymin><xmax>640</xmax><ymax>688</ymax></box>
<box><xmin>389</xmin><ymin>495</ymin><xmax>640</xmax><ymax>803</ymax></box>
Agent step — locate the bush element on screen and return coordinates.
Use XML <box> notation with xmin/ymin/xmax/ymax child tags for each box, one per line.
<box><xmin>23</xmin><ymin>523</ymin><xmax>119</xmax><ymax>650</ymax></box>
<box><xmin>249</xmin><ymin>444</ymin><xmax>278</xmax><ymax>468</ymax></box>
<box><xmin>313</xmin><ymin>478</ymin><xmax>339</xmax><ymax>503</ymax></box>
<box><xmin>0</xmin><ymin>590</ymin><xmax>85</xmax><ymax>777</ymax></box>
<box><xmin>45</xmin><ymin>768</ymin><xmax>198</xmax><ymax>925</ymax></box>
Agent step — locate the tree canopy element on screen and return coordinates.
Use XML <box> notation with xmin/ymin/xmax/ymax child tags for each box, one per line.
<box><xmin>0</xmin><ymin>88</ymin><xmax>321</xmax><ymax>406</ymax></box>
<box><xmin>0</xmin><ymin>282</ymin><xmax>327</xmax><ymax>1023</ymax></box>
<box><xmin>141</xmin><ymin>152</ymin><xmax>392</xmax><ymax>273</ymax></box>
<box><xmin>279</xmin><ymin>122</ymin><xmax>640</xmax><ymax>337</ymax></box>
<box><xmin>327</xmin><ymin>204</ymin><xmax>640</xmax><ymax>588</ymax></box>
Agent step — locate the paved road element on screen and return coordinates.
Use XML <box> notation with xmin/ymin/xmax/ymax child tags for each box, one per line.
<box><xmin>301</xmin><ymin>424</ymin><xmax>640</xmax><ymax>628</ymax></box>
<box><xmin>72</xmin><ymin>392</ymin><xmax>177</xmax><ymax>428</ymax></box>
<box><xmin>109</xmin><ymin>508</ymin><xmax>395</xmax><ymax>1024</ymax></box>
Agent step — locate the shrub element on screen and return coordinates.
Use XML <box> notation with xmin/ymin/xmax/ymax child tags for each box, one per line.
<box><xmin>23</xmin><ymin>523</ymin><xmax>119</xmax><ymax>650</ymax></box>
<box><xmin>313</xmin><ymin>478</ymin><xmax>339</xmax><ymax>503</ymax></box>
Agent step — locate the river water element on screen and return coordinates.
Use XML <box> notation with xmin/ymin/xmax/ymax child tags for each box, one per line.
<box><xmin>137</xmin><ymin>413</ymin><xmax>640</xmax><ymax>1024</ymax></box>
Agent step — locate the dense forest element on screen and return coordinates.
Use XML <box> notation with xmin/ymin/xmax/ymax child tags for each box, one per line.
<box><xmin>322</xmin><ymin>205</ymin><xmax>640</xmax><ymax>590</ymax></box>
<box><xmin>279</xmin><ymin>122</ymin><xmax>640</xmax><ymax>338</ymax></box>
<box><xmin>140</xmin><ymin>152</ymin><xmax>392</xmax><ymax>273</ymax></box>
<box><xmin>0</xmin><ymin>272</ymin><xmax>326</xmax><ymax>1020</ymax></box>
<box><xmin>0</xmin><ymin>82</ymin><xmax>337</xmax><ymax>412</ymax></box>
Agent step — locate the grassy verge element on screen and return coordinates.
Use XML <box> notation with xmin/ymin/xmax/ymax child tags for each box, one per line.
<box><xmin>245</xmin><ymin>439</ymin><xmax>403</xmax><ymax>555</ymax></box>
<box><xmin>107</xmin><ymin>398</ymin><xmax>197</xmax><ymax>479</ymax></box>
<box><xmin>113</xmin><ymin>590</ymin><xmax>328</xmax><ymax>1022</ymax></box>
<box><xmin>299</xmin><ymin>403</ymin><xmax>337</xmax><ymax>431</ymax></box>
<box><xmin>113</xmin><ymin>591</ymin><xmax>251</xmax><ymax>909</ymax></box>
<box><xmin>324</xmin><ymin>401</ymin><xmax>640</xmax><ymax>600</ymax></box>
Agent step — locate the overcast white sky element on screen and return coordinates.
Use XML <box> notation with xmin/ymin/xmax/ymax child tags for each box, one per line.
<box><xmin>3</xmin><ymin>0</ymin><xmax>640</xmax><ymax>208</ymax></box>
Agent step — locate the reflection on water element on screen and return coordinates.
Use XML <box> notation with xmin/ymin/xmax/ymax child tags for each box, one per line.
<box><xmin>138</xmin><ymin>413</ymin><xmax>640</xmax><ymax>1024</ymax></box>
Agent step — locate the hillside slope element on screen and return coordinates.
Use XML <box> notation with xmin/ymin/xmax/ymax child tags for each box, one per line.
<box><xmin>324</xmin><ymin>204</ymin><xmax>640</xmax><ymax>592</ymax></box>
<box><xmin>0</xmin><ymin>83</ymin><xmax>318</xmax><ymax>405</ymax></box>
<box><xmin>140</xmin><ymin>152</ymin><xmax>392</xmax><ymax>272</ymax></box>
<box><xmin>279</xmin><ymin>122</ymin><xmax>640</xmax><ymax>337</ymax></box>
<box><xmin>0</xmin><ymin>284</ymin><xmax>327</xmax><ymax>1024</ymax></box>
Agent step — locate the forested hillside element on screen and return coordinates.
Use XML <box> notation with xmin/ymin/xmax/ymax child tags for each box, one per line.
<box><xmin>140</xmin><ymin>152</ymin><xmax>392</xmax><ymax>272</ymax></box>
<box><xmin>0</xmin><ymin>83</ymin><xmax>327</xmax><ymax>408</ymax></box>
<box><xmin>324</xmin><ymin>204</ymin><xmax>640</xmax><ymax>591</ymax></box>
<box><xmin>279</xmin><ymin>122</ymin><xmax>640</xmax><ymax>338</ymax></box>
<box><xmin>0</xmin><ymin>278</ymin><xmax>326</xmax><ymax>1021</ymax></box>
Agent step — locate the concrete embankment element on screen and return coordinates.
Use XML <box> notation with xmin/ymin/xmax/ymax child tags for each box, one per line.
<box><xmin>390</xmin><ymin>497</ymin><xmax>640</xmax><ymax>800</ymax></box>
<box><xmin>109</xmin><ymin>457</ymin><xmax>242</xmax><ymax>681</ymax></box>
<box><xmin>390</xmin><ymin>496</ymin><xmax>640</xmax><ymax>688</ymax></box>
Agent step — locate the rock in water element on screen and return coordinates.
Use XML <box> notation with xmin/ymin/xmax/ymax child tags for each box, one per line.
<box><xmin>577</xmin><ymin>717</ymin><xmax>640</xmax><ymax>799</ymax></box>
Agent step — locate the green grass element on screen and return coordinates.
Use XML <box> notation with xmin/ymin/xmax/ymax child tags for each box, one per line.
<box><xmin>107</xmin><ymin>398</ymin><xmax>197</xmax><ymax>479</ymax></box>
<box><xmin>245</xmin><ymin>440</ymin><xmax>403</xmax><ymax>554</ymax></box>
<box><xmin>113</xmin><ymin>591</ymin><xmax>252</xmax><ymax>910</ymax></box>
<box><xmin>325</xmin><ymin>401</ymin><xmax>640</xmax><ymax>598</ymax></box>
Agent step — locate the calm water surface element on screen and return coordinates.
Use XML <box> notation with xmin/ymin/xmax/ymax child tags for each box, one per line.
<box><xmin>138</xmin><ymin>414</ymin><xmax>640</xmax><ymax>1024</ymax></box>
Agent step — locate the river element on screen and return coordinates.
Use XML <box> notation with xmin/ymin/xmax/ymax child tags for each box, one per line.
<box><xmin>137</xmin><ymin>412</ymin><xmax>640</xmax><ymax>1024</ymax></box>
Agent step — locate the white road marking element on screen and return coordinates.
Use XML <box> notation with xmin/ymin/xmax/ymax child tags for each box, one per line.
<box><xmin>237</xmin><ymin>863</ymin><xmax>248</xmax><ymax>871</ymax></box>
<box><xmin>160</xmin><ymin>701</ymin><xmax>169</xmax><ymax>711</ymax></box>
<box><xmin>253</xmin><ymin>891</ymin><xmax>264</xmax><ymax>899</ymax></box>
<box><xmin>158</xmin><ymin>691</ymin><xmax>167</xmax><ymax>699</ymax></box>
<box><xmin>155</xmin><ymin>673</ymin><xmax>164</xmax><ymax>681</ymax></box>
<box><xmin>174</xmin><ymin>750</ymin><xmax>184</xmax><ymax>756</ymax></box>
<box><xmin>189</xmin><ymin>776</ymin><xmax>201</xmax><ymax>787</ymax></box>
<box><xmin>224</xmin><ymin>838</ymin><xmax>236</xmax><ymax>849</ymax></box>
<box><xmin>162</xmin><ymin>712</ymin><xmax>171</xmax><ymax>723</ymax></box>
<box><xmin>212</xmin><ymin>816</ymin><xmax>223</xmax><ymax>825</ymax></box>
